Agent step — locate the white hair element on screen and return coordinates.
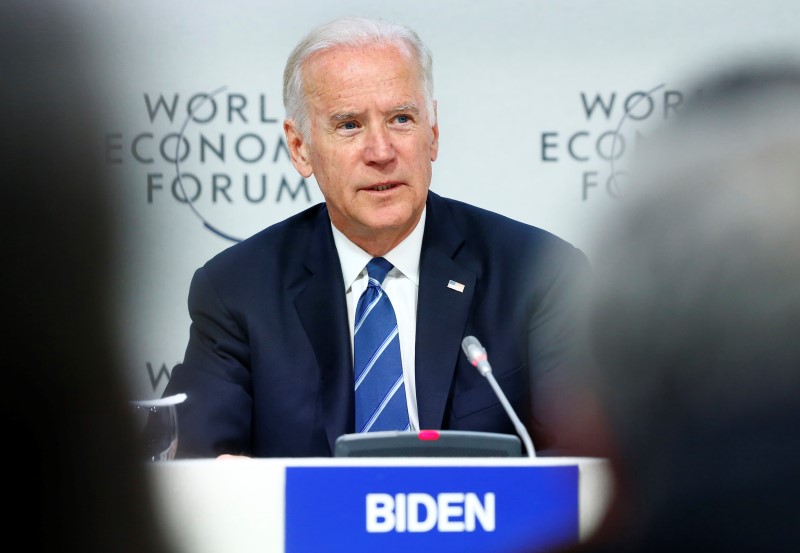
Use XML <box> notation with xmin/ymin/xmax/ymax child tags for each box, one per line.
<box><xmin>283</xmin><ymin>16</ymin><xmax>435</xmax><ymax>140</ymax></box>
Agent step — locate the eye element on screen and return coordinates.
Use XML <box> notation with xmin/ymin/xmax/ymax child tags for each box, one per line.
<box><xmin>340</xmin><ymin>121</ymin><xmax>358</xmax><ymax>130</ymax></box>
<box><xmin>394</xmin><ymin>114</ymin><xmax>410</xmax><ymax>124</ymax></box>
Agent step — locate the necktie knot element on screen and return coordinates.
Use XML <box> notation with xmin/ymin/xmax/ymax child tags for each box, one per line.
<box><xmin>366</xmin><ymin>257</ymin><xmax>393</xmax><ymax>286</ymax></box>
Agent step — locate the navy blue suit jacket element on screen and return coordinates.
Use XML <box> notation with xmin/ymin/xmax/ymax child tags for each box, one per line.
<box><xmin>164</xmin><ymin>191</ymin><xmax>590</xmax><ymax>457</ymax></box>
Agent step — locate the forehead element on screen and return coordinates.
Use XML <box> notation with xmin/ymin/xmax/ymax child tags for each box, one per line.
<box><xmin>302</xmin><ymin>42</ymin><xmax>423</xmax><ymax>110</ymax></box>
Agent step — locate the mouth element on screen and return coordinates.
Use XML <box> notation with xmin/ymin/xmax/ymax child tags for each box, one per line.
<box><xmin>363</xmin><ymin>182</ymin><xmax>401</xmax><ymax>192</ymax></box>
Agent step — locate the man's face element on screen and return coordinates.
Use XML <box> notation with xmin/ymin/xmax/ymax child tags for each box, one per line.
<box><xmin>285</xmin><ymin>42</ymin><xmax>439</xmax><ymax>252</ymax></box>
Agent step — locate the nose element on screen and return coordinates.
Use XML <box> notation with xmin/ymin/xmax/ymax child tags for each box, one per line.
<box><xmin>363</xmin><ymin>125</ymin><xmax>396</xmax><ymax>165</ymax></box>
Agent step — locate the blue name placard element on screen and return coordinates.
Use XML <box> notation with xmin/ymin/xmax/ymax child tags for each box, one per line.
<box><xmin>285</xmin><ymin>465</ymin><xmax>579</xmax><ymax>553</ymax></box>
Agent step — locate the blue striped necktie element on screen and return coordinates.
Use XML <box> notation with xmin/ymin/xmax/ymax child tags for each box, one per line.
<box><xmin>354</xmin><ymin>257</ymin><xmax>410</xmax><ymax>433</ymax></box>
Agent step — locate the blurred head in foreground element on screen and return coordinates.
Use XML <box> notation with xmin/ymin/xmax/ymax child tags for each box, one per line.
<box><xmin>1</xmin><ymin>2</ymin><xmax>173</xmax><ymax>552</ymax></box>
<box><xmin>578</xmin><ymin>60</ymin><xmax>800</xmax><ymax>551</ymax></box>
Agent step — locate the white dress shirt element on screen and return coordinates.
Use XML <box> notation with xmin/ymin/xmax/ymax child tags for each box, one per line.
<box><xmin>331</xmin><ymin>208</ymin><xmax>425</xmax><ymax>431</ymax></box>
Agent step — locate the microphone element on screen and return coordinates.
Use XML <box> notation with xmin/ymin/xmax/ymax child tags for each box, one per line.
<box><xmin>461</xmin><ymin>336</ymin><xmax>536</xmax><ymax>458</ymax></box>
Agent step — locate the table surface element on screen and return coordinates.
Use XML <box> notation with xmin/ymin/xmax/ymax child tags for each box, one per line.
<box><xmin>148</xmin><ymin>456</ymin><xmax>614</xmax><ymax>553</ymax></box>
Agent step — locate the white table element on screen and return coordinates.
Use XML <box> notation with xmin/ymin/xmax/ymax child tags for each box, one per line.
<box><xmin>148</xmin><ymin>457</ymin><xmax>613</xmax><ymax>553</ymax></box>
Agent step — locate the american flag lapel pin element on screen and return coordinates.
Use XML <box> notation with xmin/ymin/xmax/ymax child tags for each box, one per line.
<box><xmin>447</xmin><ymin>280</ymin><xmax>465</xmax><ymax>293</ymax></box>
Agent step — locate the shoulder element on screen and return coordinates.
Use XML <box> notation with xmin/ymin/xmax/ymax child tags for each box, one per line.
<box><xmin>428</xmin><ymin>191</ymin><xmax>581</xmax><ymax>254</ymax></box>
<box><xmin>196</xmin><ymin>203</ymin><xmax>328</xmax><ymax>286</ymax></box>
<box><xmin>426</xmin><ymin>192</ymin><xmax>590</xmax><ymax>292</ymax></box>
<box><xmin>207</xmin><ymin>203</ymin><xmax>325</xmax><ymax>263</ymax></box>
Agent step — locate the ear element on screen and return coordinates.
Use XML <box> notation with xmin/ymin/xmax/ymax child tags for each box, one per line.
<box><xmin>284</xmin><ymin>119</ymin><xmax>313</xmax><ymax>178</ymax></box>
<box><xmin>429</xmin><ymin>100</ymin><xmax>439</xmax><ymax>162</ymax></box>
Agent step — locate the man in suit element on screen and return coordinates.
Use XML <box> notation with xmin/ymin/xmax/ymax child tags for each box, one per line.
<box><xmin>163</xmin><ymin>15</ymin><xmax>590</xmax><ymax>458</ymax></box>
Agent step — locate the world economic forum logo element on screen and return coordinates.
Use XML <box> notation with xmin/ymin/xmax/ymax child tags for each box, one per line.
<box><xmin>538</xmin><ymin>83</ymin><xmax>688</xmax><ymax>201</ymax></box>
<box><xmin>106</xmin><ymin>85</ymin><xmax>318</xmax><ymax>242</ymax></box>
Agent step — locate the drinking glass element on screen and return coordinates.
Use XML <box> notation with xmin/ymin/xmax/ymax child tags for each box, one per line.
<box><xmin>129</xmin><ymin>393</ymin><xmax>187</xmax><ymax>462</ymax></box>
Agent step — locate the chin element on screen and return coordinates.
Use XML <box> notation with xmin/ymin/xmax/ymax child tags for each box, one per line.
<box><xmin>366</xmin><ymin>209</ymin><xmax>416</xmax><ymax>231</ymax></box>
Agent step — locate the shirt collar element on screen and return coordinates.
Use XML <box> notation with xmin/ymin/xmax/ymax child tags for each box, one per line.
<box><xmin>332</xmin><ymin>207</ymin><xmax>426</xmax><ymax>291</ymax></box>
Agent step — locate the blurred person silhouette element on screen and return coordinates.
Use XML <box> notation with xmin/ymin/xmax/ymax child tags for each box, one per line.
<box><xmin>2</xmin><ymin>2</ymin><xmax>176</xmax><ymax>552</ymax></box>
<box><xmin>549</xmin><ymin>60</ymin><xmax>800</xmax><ymax>552</ymax></box>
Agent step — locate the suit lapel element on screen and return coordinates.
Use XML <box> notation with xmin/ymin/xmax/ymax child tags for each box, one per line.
<box><xmin>415</xmin><ymin>193</ymin><xmax>476</xmax><ymax>429</ymax></box>
<box><xmin>291</xmin><ymin>194</ymin><xmax>477</xmax><ymax>442</ymax></box>
<box><xmin>293</xmin><ymin>207</ymin><xmax>353</xmax><ymax>452</ymax></box>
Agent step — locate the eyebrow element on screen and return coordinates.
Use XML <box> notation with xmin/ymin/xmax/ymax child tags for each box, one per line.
<box><xmin>389</xmin><ymin>103</ymin><xmax>419</xmax><ymax>114</ymax></box>
<box><xmin>329</xmin><ymin>103</ymin><xmax>420</xmax><ymax>122</ymax></box>
<box><xmin>331</xmin><ymin>111</ymin><xmax>359</xmax><ymax>122</ymax></box>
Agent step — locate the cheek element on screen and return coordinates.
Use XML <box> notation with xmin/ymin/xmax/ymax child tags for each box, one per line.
<box><xmin>313</xmin><ymin>160</ymin><xmax>350</xmax><ymax>201</ymax></box>
<box><xmin>412</xmin><ymin>143</ymin><xmax>435</xmax><ymax>174</ymax></box>
<box><xmin>319</xmin><ymin>146</ymin><xmax>355</xmax><ymax>173</ymax></box>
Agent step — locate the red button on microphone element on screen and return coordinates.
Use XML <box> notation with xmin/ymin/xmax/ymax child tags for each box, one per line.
<box><xmin>418</xmin><ymin>430</ymin><xmax>440</xmax><ymax>441</ymax></box>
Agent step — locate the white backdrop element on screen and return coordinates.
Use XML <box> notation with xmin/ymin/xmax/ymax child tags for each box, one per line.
<box><xmin>72</xmin><ymin>0</ymin><xmax>800</xmax><ymax>398</ymax></box>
